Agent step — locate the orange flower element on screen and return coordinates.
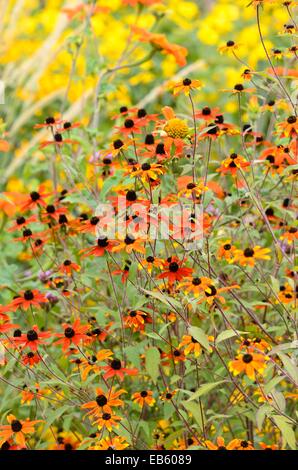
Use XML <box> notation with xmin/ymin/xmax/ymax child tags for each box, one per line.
<box><xmin>179</xmin><ymin>335</ymin><xmax>201</xmax><ymax>357</ymax></box>
<box><xmin>55</xmin><ymin>319</ymin><xmax>90</xmax><ymax>351</ymax></box>
<box><xmin>170</xmin><ymin>78</ymin><xmax>202</xmax><ymax>96</ymax></box>
<box><xmin>7</xmin><ymin>290</ymin><xmax>48</xmax><ymax>312</ymax></box>
<box><xmin>216</xmin><ymin>153</ymin><xmax>250</xmax><ymax>175</ymax></box>
<box><xmin>234</xmin><ymin>246</ymin><xmax>271</xmax><ymax>267</ymax></box>
<box><xmin>158</xmin><ymin>257</ymin><xmax>193</xmax><ymax>284</ymax></box>
<box><xmin>219</xmin><ymin>40</ymin><xmax>241</xmax><ymax>54</ymax></box>
<box><xmin>132</xmin><ymin>390</ymin><xmax>156</xmax><ymax>407</ymax></box>
<box><xmin>217</xmin><ymin>240</ymin><xmax>238</xmax><ymax>263</ymax></box>
<box><xmin>229</xmin><ymin>352</ymin><xmax>268</xmax><ymax>380</ymax></box>
<box><xmin>132</xmin><ymin>26</ymin><xmax>187</xmax><ymax>66</ymax></box>
<box><xmin>96</xmin><ymin>412</ymin><xmax>122</xmax><ymax>432</ymax></box>
<box><xmin>39</xmin><ymin>132</ymin><xmax>79</xmax><ymax>149</ymax></box>
<box><xmin>160</xmin><ymin>389</ymin><xmax>177</xmax><ymax>401</ymax></box>
<box><xmin>280</xmin><ymin>226</ymin><xmax>298</xmax><ymax>243</ymax></box>
<box><xmin>10</xmin><ymin>325</ymin><xmax>51</xmax><ymax>351</ymax></box>
<box><xmin>82</xmin><ymin>387</ymin><xmax>126</xmax><ymax>419</ymax></box>
<box><xmin>102</xmin><ymin>358</ymin><xmax>138</xmax><ymax>381</ymax></box>
<box><xmin>178</xmin><ymin>276</ymin><xmax>213</xmax><ymax>296</ymax></box>
<box><xmin>59</xmin><ymin>259</ymin><xmax>81</xmax><ymax>276</ymax></box>
<box><xmin>205</xmin><ymin>436</ymin><xmax>239</xmax><ymax>450</ymax></box>
<box><xmin>197</xmin><ymin>283</ymin><xmax>240</xmax><ymax>305</ymax></box>
<box><xmin>129</xmin><ymin>162</ymin><xmax>165</xmax><ymax>182</ymax></box>
<box><xmin>90</xmin><ymin>436</ymin><xmax>129</xmax><ymax>450</ymax></box>
<box><xmin>0</xmin><ymin>414</ymin><xmax>42</xmax><ymax>448</ymax></box>
<box><xmin>124</xmin><ymin>310</ymin><xmax>147</xmax><ymax>332</ymax></box>
<box><xmin>81</xmin><ymin>237</ymin><xmax>117</xmax><ymax>257</ymax></box>
<box><xmin>112</xmin><ymin>235</ymin><xmax>146</xmax><ymax>254</ymax></box>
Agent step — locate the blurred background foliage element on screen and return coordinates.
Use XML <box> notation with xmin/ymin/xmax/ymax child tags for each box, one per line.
<box><xmin>0</xmin><ymin>0</ymin><xmax>294</xmax><ymax>191</ymax></box>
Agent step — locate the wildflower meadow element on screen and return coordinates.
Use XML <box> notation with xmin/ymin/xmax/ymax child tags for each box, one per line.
<box><xmin>0</xmin><ymin>0</ymin><xmax>297</xmax><ymax>455</ymax></box>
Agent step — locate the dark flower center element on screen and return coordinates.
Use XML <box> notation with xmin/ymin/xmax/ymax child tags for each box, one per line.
<box><xmin>183</xmin><ymin>78</ymin><xmax>192</xmax><ymax>86</ymax></box>
<box><xmin>137</xmin><ymin>108</ymin><xmax>147</xmax><ymax>118</ymax></box>
<box><xmin>45</xmin><ymin>117</ymin><xmax>55</xmax><ymax>125</ymax></box>
<box><xmin>113</xmin><ymin>139</ymin><xmax>123</xmax><ymax>149</ymax></box>
<box><xmin>92</xmin><ymin>328</ymin><xmax>102</xmax><ymax>336</ymax></box>
<box><xmin>23</xmin><ymin>228</ymin><xmax>32</xmax><ymax>237</ymax></box>
<box><xmin>207</xmin><ymin>124</ymin><xmax>219</xmax><ymax>135</ymax></box>
<box><xmin>146</xmin><ymin>256</ymin><xmax>155</xmax><ymax>263</ymax></box>
<box><xmin>30</xmin><ymin>191</ymin><xmax>40</xmax><ymax>201</ymax></box>
<box><xmin>287</xmin><ymin>116</ymin><xmax>296</xmax><ymax>124</ymax></box>
<box><xmin>96</xmin><ymin>395</ymin><xmax>108</xmax><ymax>407</ymax></box>
<box><xmin>145</xmin><ymin>134</ymin><xmax>155</xmax><ymax>145</ymax></box>
<box><xmin>11</xmin><ymin>420</ymin><xmax>22</xmax><ymax>433</ymax></box>
<box><xmin>265</xmin><ymin>208</ymin><xmax>274</xmax><ymax>217</ymax></box>
<box><xmin>129</xmin><ymin>310</ymin><xmax>137</xmax><ymax>317</ymax></box>
<box><xmin>214</xmin><ymin>114</ymin><xmax>224</xmax><ymax>124</ymax></box>
<box><xmin>187</xmin><ymin>183</ymin><xmax>196</xmax><ymax>189</ymax></box>
<box><xmin>46</xmin><ymin>205</ymin><xmax>56</xmax><ymax>214</ymax></box>
<box><xmin>266</xmin><ymin>155</ymin><xmax>275</xmax><ymax>164</ymax></box>
<box><xmin>223</xmin><ymin>243</ymin><xmax>231</xmax><ymax>250</ymax></box>
<box><xmin>63</xmin><ymin>122</ymin><xmax>72</xmax><ymax>129</ymax></box>
<box><xmin>192</xmin><ymin>277</ymin><xmax>201</xmax><ymax>286</ymax></box>
<box><xmin>64</xmin><ymin>327</ymin><xmax>75</xmax><ymax>338</ymax></box>
<box><xmin>13</xmin><ymin>329</ymin><xmax>22</xmax><ymax>337</ymax></box>
<box><xmin>126</xmin><ymin>190</ymin><xmax>137</xmax><ymax>201</ymax></box>
<box><xmin>169</xmin><ymin>262</ymin><xmax>179</xmax><ymax>272</ymax></box>
<box><xmin>64</xmin><ymin>443</ymin><xmax>73</xmax><ymax>450</ymax></box>
<box><xmin>234</xmin><ymin>84</ymin><xmax>244</xmax><ymax>91</ymax></box>
<box><xmin>240</xmin><ymin>440</ymin><xmax>249</xmax><ymax>448</ymax></box>
<box><xmin>111</xmin><ymin>359</ymin><xmax>122</xmax><ymax>370</ymax></box>
<box><xmin>124</xmin><ymin>119</ymin><xmax>134</xmax><ymax>129</ymax></box>
<box><xmin>54</xmin><ymin>133</ymin><xmax>63</xmax><ymax>142</ymax></box>
<box><xmin>227</xmin><ymin>40</ymin><xmax>235</xmax><ymax>47</ymax></box>
<box><xmin>90</xmin><ymin>216</ymin><xmax>99</xmax><ymax>225</ymax></box>
<box><xmin>1</xmin><ymin>441</ymin><xmax>11</xmax><ymax>450</ymax></box>
<box><xmin>120</xmin><ymin>106</ymin><xmax>128</xmax><ymax>114</ymax></box>
<box><xmin>205</xmin><ymin>285</ymin><xmax>217</xmax><ymax>297</ymax></box>
<box><xmin>140</xmin><ymin>391</ymin><xmax>148</xmax><ymax>397</ymax></box>
<box><xmin>97</xmin><ymin>237</ymin><xmax>109</xmax><ymax>247</ymax></box>
<box><xmin>102</xmin><ymin>413</ymin><xmax>111</xmax><ymax>420</ymax></box>
<box><xmin>165</xmin><ymin>393</ymin><xmax>172</xmax><ymax>400</ymax></box>
<box><xmin>141</xmin><ymin>163</ymin><xmax>151</xmax><ymax>171</ymax></box>
<box><xmin>202</xmin><ymin>107</ymin><xmax>211</xmax><ymax>116</ymax></box>
<box><xmin>59</xmin><ymin>214</ymin><xmax>68</xmax><ymax>224</ymax></box>
<box><xmin>156</xmin><ymin>143</ymin><xmax>165</xmax><ymax>154</ymax></box>
<box><xmin>243</xmin><ymin>248</ymin><xmax>254</xmax><ymax>257</ymax></box>
<box><xmin>124</xmin><ymin>235</ymin><xmax>135</xmax><ymax>245</ymax></box>
<box><xmin>16</xmin><ymin>216</ymin><xmax>26</xmax><ymax>225</ymax></box>
<box><xmin>27</xmin><ymin>330</ymin><xmax>38</xmax><ymax>341</ymax></box>
<box><xmin>24</xmin><ymin>290</ymin><xmax>34</xmax><ymax>300</ymax></box>
<box><xmin>242</xmin><ymin>354</ymin><xmax>253</xmax><ymax>364</ymax></box>
<box><xmin>63</xmin><ymin>260</ymin><xmax>72</xmax><ymax>266</ymax></box>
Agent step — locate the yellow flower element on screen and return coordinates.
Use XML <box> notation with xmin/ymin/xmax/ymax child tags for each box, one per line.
<box><xmin>164</xmin><ymin>118</ymin><xmax>189</xmax><ymax>139</ymax></box>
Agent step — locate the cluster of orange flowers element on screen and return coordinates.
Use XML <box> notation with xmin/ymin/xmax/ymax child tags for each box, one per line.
<box><xmin>0</xmin><ymin>0</ymin><xmax>297</xmax><ymax>452</ymax></box>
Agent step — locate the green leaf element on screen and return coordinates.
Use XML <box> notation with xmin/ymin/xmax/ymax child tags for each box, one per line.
<box><xmin>215</xmin><ymin>329</ymin><xmax>241</xmax><ymax>344</ymax></box>
<box><xmin>256</xmin><ymin>404</ymin><xmax>273</xmax><ymax>430</ymax></box>
<box><xmin>273</xmin><ymin>415</ymin><xmax>296</xmax><ymax>450</ymax></box>
<box><xmin>145</xmin><ymin>347</ymin><xmax>160</xmax><ymax>384</ymax></box>
<box><xmin>186</xmin><ymin>381</ymin><xmax>226</xmax><ymax>401</ymax></box>
<box><xmin>278</xmin><ymin>353</ymin><xmax>298</xmax><ymax>384</ymax></box>
<box><xmin>42</xmin><ymin>405</ymin><xmax>69</xmax><ymax>433</ymax></box>
<box><xmin>182</xmin><ymin>401</ymin><xmax>204</xmax><ymax>432</ymax></box>
<box><xmin>140</xmin><ymin>288</ymin><xmax>181</xmax><ymax>310</ymax></box>
<box><xmin>188</xmin><ymin>326</ymin><xmax>211</xmax><ymax>351</ymax></box>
